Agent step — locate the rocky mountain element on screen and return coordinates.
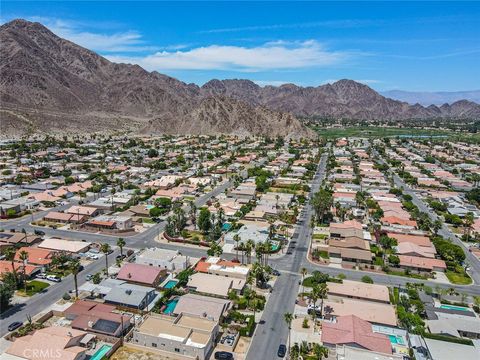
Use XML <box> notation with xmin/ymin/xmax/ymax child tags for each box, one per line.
<box><xmin>0</xmin><ymin>19</ymin><xmax>313</xmax><ymax>138</ymax></box>
<box><xmin>1</xmin><ymin>19</ymin><xmax>479</xmax><ymax>138</ymax></box>
<box><xmin>201</xmin><ymin>79</ymin><xmax>480</xmax><ymax>120</ymax></box>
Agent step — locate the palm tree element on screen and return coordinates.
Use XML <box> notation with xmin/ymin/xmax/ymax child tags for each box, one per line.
<box><xmin>284</xmin><ymin>312</ymin><xmax>294</xmax><ymax>359</ymax></box>
<box><xmin>233</xmin><ymin>234</ymin><xmax>241</xmax><ymax>261</ymax></box>
<box><xmin>464</xmin><ymin>212</ymin><xmax>474</xmax><ymax>242</ymax></box>
<box><xmin>69</xmin><ymin>259</ymin><xmax>81</xmax><ymax>298</ymax></box>
<box><xmin>246</xmin><ymin>239</ymin><xmax>255</xmax><ymax>263</ymax></box>
<box><xmin>238</xmin><ymin>243</ymin><xmax>245</xmax><ymax>264</ymax></box>
<box><xmin>19</xmin><ymin>250</ymin><xmax>29</xmax><ymax>293</ymax></box>
<box><xmin>301</xmin><ymin>268</ymin><xmax>308</xmax><ymax>297</ymax></box>
<box><xmin>117</xmin><ymin>238</ymin><xmax>126</xmax><ymax>258</ymax></box>
<box><xmin>4</xmin><ymin>247</ymin><xmax>18</xmax><ymax>284</ymax></box>
<box><xmin>312</xmin><ymin>343</ymin><xmax>329</xmax><ymax>360</ymax></box>
<box><xmin>317</xmin><ymin>282</ymin><xmax>328</xmax><ymax>319</ymax></box>
<box><xmin>308</xmin><ymin>286</ymin><xmax>319</xmax><ymax>332</ymax></box>
<box><xmin>100</xmin><ymin>243</ymin><xmax>111</xmax><ymax>276</ymax></box>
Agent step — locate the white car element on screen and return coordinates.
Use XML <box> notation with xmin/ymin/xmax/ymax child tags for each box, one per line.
<box><xmin>46</xmin><ymin>275</ymin><xmax>61</xmax><ymax>282</ymax></box>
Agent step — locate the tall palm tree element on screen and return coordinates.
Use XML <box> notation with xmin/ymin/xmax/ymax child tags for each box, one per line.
<box><xmin>117</xmin><ymin>238</ymin><xmax>126</xmax><ymax>258</ymax></box>
<box><xmin>309</xmin><ymin>285</ymin><xmax>320</xmax><ymax>332</ymax></box>
<box><xmin>284</xmin><ymin>312</ymin><xmax>294</xmax><ymax>359</ymax></box>
<box><xmin>246</xmin><ymin>239</ymin><xmax>255</xmax><ymax>264</ymax></box>
<box><xmin>19</xmin><ymin>250</ymin><xmax>29</xmax><ymax>293</ymax></box>
<box><xmin>69</xmin><ymin>259</ymin><xmax>81</xmax><ymax>298</ymax></box>
<box><xmin>238</xmin><ymin>243</ymin><xmax>245</xmax><ymax>264</ymax></box>
<box><xmin>4</xmin><ymin>247</ymin><xmax>18</xmax><ymax>284</ymax></box>
<box><xmin>233</xmin><ymin>234</ymin><xmax>241</xmax><ymax>261</ymax></box>
<box><xmin>318</xmin><ymin>282</ymin><xmax>328</xmax><ymax>319</ymax></box>
<box><xmin>301</xmin><ymin>268</ymin><xmax>308</xmax><ymax>297</ymax></box>
<box><xmin>100</xmin><ymin>243</ymin><xmax>112</xmax><ymax>276</ymax></box>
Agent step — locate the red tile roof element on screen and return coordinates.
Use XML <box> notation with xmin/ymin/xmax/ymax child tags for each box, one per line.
<box><xmin>117</xmin><ymin>263</ymin><xmax>163</xmax><ymax>285</ymax></box>
<box><xmin>321</xmin><ymin>315</ymin><xmax>392</xmax><ymax>354</ymax></box>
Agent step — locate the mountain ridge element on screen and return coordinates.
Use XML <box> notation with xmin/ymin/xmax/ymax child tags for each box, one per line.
<box><xmin>0</xmin><ymin>19</ymin><xmax>313</xmax><ymax>138</ymax></box>
<box><xmin>1</xmin><ymin>19</ymin><xmax>479</xmax><ymax>138</ymax></box>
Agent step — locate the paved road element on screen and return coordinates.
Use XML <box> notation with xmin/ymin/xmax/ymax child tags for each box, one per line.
<box><xmin>0</xmin><ymin>249</ymin><xmax>119</xmax><ymax>337</ymax></box>
<box><xmin>246</xmin><ymin>152</ymin><xmax>328</xmax><ymax>360</ymax></box>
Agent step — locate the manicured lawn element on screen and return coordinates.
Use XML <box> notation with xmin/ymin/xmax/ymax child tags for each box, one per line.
<box><xmin>142</xmin><ymin>218</ymin><xmax>155</xmax><ymax>224</ymax></box>
<box><xmin>312</xmin><ymin>233</ymin><xmax>327</xmax><ymax>240</ymax></box>
<box><xmin>18</xmin><ymin>280</ymin><xmax>50</xmax><ymax>296</ymax></box>
<box><xmin>310</xmin><ymin>125</ymin><xmax>480</xmax><ymax>140</ymax></box>
<box><xmin>446</xmin><ymin>270</ymin><xmax>472</xmax><ymax>285</ymax></box>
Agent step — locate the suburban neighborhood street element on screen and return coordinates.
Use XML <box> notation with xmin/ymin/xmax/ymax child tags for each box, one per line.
<box><xmin>246</xmin><ymin>152</ymin><xmax>328</xmax><ymax>360</ymax></box>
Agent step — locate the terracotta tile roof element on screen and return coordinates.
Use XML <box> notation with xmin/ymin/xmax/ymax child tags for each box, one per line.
<box><xmin>14</xmin><ymin>247</ymin><xmax>54</xmax><ymax>265</ymax></box>
<box><xmin>321</xmin><ymin>315</ymin><xmax>392</xmax><ymax>354</ymax></box>
<box><xmin>117</xmin><ymin>262</ymin><xmax>163</xmax><ymax>285</ymax></box>
<box><xmin>398</xmin><ymin>255</ymin><xmax>447</xmax><ymax>270</ymax></box>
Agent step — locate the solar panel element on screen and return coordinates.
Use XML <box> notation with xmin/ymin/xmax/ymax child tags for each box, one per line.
<box><xmin>92</xmin><ymin>319</ymin><xmax>120</xmax><ymax>334</ymax></box>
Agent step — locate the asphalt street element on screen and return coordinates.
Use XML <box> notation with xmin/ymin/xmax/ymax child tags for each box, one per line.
<box><xmin>0</xmin><ymin>249</ymin><xmax>119</xmax><ymax>337</ymax></box>
<box><xmin>246</xmin><ymin>152</ymin><xmax>328</xmax><ymax>360</ymax></box>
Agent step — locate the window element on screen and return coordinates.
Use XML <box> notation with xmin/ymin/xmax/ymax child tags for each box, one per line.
<box><xmin>152</xmin><ymin>343</ymin><xmax>157</xmax><ymax>348</ymax></box>
<box><xmin>175</xmin><ymin>348</ymin><xmax>180</xmax><ymax>353</ymax></box>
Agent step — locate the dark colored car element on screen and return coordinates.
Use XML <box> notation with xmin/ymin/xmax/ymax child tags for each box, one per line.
<box><xmin>34</xmin><ymin>230</ymin><xmax>45</xmax><ymax>236</ymax></box>
<box><xmin>277</xmin><ymin>344</ymin><xmax>287</xmax><ymax>358</ymax></box>
<box><xmin>214</xmin><ymin>351</ymin><xmax>233</xmax><ymax>360</ymax></box>
<box><xmin>8</xmin><ymin>322</ymin><xmax>23</xmax><ymax>331</ymax></box>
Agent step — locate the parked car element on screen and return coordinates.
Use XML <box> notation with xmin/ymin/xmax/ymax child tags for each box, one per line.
<box><xmin>36</xmin><ymin>273</ymin><xmax>46</xmax><ymax>279</ymax></box>
<box><xmin>214</xmin><ymin>352</ymin><xmax>233</xmax><ymax>360</ymax></box>
<box><xmin>272</xmin><ymin>269</ymin><xmax>281</xmax><ymax>276</ymax></box>
<box><xmin>34</xmin><ymin>230</ymin><xmax>45</xmax><ymax>236</ymax></box>
<box><xmin>46</xmin><ymin>275</ymin><xmax>61</xmax><ymax>282</ymax></box>
<box><xmin>85</xmin><ymin>274</ymin><xmax>93</xmax><ymax>281</ymax></box>
<box><xmin>8</xmin><ymin>322</ymin><xmax>23</xmax><ymax>331</ymax></box>
<box><xmin>277</xmin><ymin>344</ymin><xmax>287</xmax><ymax>358</ymax></box>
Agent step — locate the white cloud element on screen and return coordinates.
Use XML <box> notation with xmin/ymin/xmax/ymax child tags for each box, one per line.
<box><xmin>105</xmin><ymin>40</ymin><xmax>350</xmax><ymax>72</ymax></box>
<box><xmin>3</xmin><ymin>16</ymin><xmax>154</xmax><ymax>52</ymax></box>
<box><xmin>253</xmin><ymin>80</ymin><xmax>294</xmax><ymax>87</ymax></box>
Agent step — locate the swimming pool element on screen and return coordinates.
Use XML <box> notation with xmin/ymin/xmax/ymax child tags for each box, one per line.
<box><xmin>164</xmin><ymin>298</ymin><xmax>179</xmax><ymax>314</ymax></box>
<box><xmin>163</xmin><ymin>280</ymin><xmax>178</xmax><ymax>289</ymax></box>
<box><xmin>90</xmin><ymin>344</ymin><xmax>112</xmax><ymax>360</ymax></box>
<box><xmin>389</xmin><ymin>335</ymin><xmax>405</xmax><ymax>345</ymax></box>
<box><xmin>222</xmin><ymin>223</ymin><xmax>232</xmax><ymax>231</ymax></box>
<box><xmin>439</xmin><ymin>304</ymin><xmax>470</xmax><ymax>312</ymax></box>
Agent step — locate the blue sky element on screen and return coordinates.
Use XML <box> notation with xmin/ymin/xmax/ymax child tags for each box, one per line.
<box><xmin>2</xmin><ymin>1</ymin><xmax>480</xmax><ymax>91</ymax></box>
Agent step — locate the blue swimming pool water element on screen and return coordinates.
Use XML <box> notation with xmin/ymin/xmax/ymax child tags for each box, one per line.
<box><xmin>90</xmin><ymin>344</ymin><xmax>112</xmax><ymax>360</ymax></box>
<box><xmin>388</xmin><ymin>335</ymin><xmax>405</xmax><ymax>345</ymax></box>
<box><xmin>164</xmin><ymin>280</ymin><xmax>178</xmax><ymax>289</ymax></box>
<box><xmin>440</xmin><ymin>304</ymin><xmax>470</xmax><ymax>312</ymax></box>
<box><xmin>222</xmin><ymin>223</ymin><xmax>232</xmax><ymax>231</ymax></box>
<box><xmin>164</xmin><ymin>298</ymin><xmax>179</xmax><ymax>314</ymax></box>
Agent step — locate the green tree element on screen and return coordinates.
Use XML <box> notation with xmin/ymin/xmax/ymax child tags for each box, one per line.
<box><xmin>100</xmin><ymin>243</ymin><xmax>111</xmax><ymax>276</ymax></box>
<box><xmin>149</xmin><ymin>206</ymin><xmax>162</xmax><ymax>218</ymax></box>
<box><xmin>311</xmin><ymin>188</ymin><xmax>333</xmax><ymax>224</ymax></box>
<box><xmin>198</xmin><ymin>208</ymin><xmax>212</xmax><ymax>234</ymax></box>
<box><xmin>233</xmin><ymin>234</ymin><xmax>241</xmax><ymax>261</ymax></box>
<box><xmin>284</xmin><ymin>312</ymin><xmax>294</xmax><ymax>358</ymax></box>
<box><xmin>0</xmin><ymin>280</ymin><xmax>15</xmax><ymax>311</ymax></box>
<box><xmin>69</xmin><ymin>258</ymin><xmax>81</xmax><ymax>298</ymax></box>
<box><xmin>312</xmin><ymin>343</ymin><xmax>329</xmax><ymax>360</ymax></box>
<box><xmin>117</xmin><ymin>238</ymin><xmax>126</xmax><ymax>258</ymax></box>
<box><xmin>361</xmin><ymin>275</ymin><xmax>374</xmax><ymax>284</ymax></box>
<box><xmin>18</xmin><ymin>250</ymin><xmax>29</xmax><ymax>293</ymax></box>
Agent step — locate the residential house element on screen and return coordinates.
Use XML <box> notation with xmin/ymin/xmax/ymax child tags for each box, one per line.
<box><xmin>132</xmin><ymin>313</ymin><xmax>218</xmax><ymax>360</ymax></box>
<box><xmin>117</xmin><ymin>263</ymin><xmax>166</xmax><ymax>287</ymax></box>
